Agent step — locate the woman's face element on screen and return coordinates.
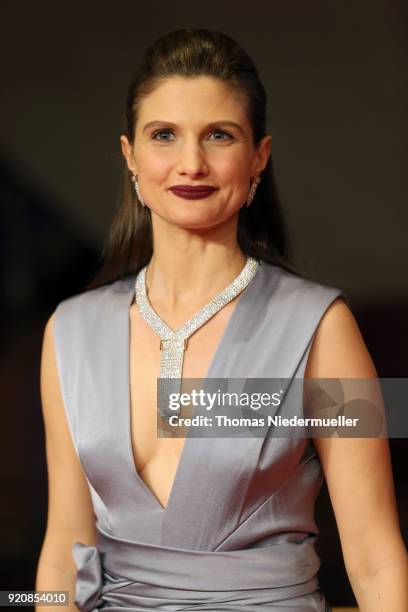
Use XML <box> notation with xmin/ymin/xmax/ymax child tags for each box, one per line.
<box><xmin>120</xmin><ymin>76</ymin><xmax>271</xmax><ymax>230</ymax></box>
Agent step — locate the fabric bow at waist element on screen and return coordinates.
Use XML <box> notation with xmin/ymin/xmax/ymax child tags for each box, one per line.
<box><xmin>72</xmin><ymin>525</ymin><xmax>322</xmax><ymax>611</ymax></box>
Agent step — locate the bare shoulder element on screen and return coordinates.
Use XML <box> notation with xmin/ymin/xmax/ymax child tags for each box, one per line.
<box><xmin>39</xmin><ymin>312</ymin><xmax>96</xmax><ymax>569</ymax></box>
<box><xmin>304</xmin><ymin>297</ymin><xmax>405</xmax><ymax>579</ymax></box>
<box><xmin>305</xmin><ymin>296</ymin><xmax>377</xmax><ymax>379</ymax></box>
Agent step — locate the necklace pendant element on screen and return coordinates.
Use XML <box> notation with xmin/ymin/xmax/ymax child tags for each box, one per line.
<box><xmin>159</xmin><ymin>338</ymin><xmax>186</xmax><ymax>378</ymax></box>
<box><xmin>135</xmin><ymin>256</ymin><xmax>260</xmax><ymax>423</ymax></box>
<box><xmin>158</xmin><ymin>339</ymin><xmax>185</xmax><ymax>421</ymax></box>
<box><xmin>160</xmin><ymin>338</ymin><xmax>188</xmax><ymax>351</ymax></box>
<box><xmin>157</xmin><ymin>376</ymin><xmax>183</xmax><ymax>422</ymax></box>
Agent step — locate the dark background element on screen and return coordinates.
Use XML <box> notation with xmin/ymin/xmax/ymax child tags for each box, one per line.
<box><xmin>1</xmin><ymin>1</ymin><xmax>407</xmax><ymax>608</ymax></box>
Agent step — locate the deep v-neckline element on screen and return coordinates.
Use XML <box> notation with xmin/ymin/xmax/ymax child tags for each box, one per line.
<box><xmin>123</xmin><ymin>262</ymin><xmax>262</xmax><ymax>512</ymax></box>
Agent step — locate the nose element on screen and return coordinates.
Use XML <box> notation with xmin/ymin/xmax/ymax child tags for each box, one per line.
<box><xmin>176</xmin><ymin>137</ymin><xmax>209</xmax><ymax>178</ymax></box>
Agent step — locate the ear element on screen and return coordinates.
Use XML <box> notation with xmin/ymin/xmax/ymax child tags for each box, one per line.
<box><xmin>120</xmin><ymin>135</ymin><xmax>137</xmax><ymax>175</ymax></box>
<box><xmin>251</xmin><ymin>134</ymin><xmax>272</xmax><ymax>175</ymax></box>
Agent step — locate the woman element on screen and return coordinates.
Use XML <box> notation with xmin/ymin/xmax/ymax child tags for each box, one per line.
<box><xmin>36</xmin><ymin>28</ymin><xmax>407</xmax><ymax>611</ymax></box>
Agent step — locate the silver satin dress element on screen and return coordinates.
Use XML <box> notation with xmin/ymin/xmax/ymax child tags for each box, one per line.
<box><xmin>53</xmin><ymin>260</ymin><xmax>345</xmax><ymax>611</ymax></box>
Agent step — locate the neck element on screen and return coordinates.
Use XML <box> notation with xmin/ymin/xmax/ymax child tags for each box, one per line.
<box><xmin>146</xmin><ymin>218</ymin><xmax>247</xmax><ymax>312</ymax></box>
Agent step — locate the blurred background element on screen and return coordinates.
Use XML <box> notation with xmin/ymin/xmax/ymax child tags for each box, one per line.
<box><xmin>0</xmin><ymin>1</ymin><xmax>407</xmax><ymax>608</ymax></box>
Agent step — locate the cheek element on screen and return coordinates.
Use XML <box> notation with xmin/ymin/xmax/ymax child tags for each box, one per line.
<box><xmin>215</xmin><ymin>152</ymin><xmax>251</xmax><ymax>184</ymax></box>
<box><xmin>218</xmin><ymin>157</ymin><xmax>251</xmax><ymax>208</ymax></box>
<box><xmin>137</xmin><ymin>149</ymin><xmax>172</xmax><ymax>181</ymax></box>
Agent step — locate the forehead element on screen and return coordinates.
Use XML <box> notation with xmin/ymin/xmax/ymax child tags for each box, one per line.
<box><xmin>136</xmin><ymin>76</ymin><xmax>248</xmax><ymax>125</ymax></box>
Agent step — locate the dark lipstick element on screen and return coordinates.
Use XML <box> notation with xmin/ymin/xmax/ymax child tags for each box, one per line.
<box><xmin>169</xmin><ymin>185</ymin><xmax>218</xmax><ymax>200</ymax></box>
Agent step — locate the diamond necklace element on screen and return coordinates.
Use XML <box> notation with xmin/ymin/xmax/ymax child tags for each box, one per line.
<box><xmin>134</xmin><ymin>256</ymin><xmax>259</xmax><ymax>421</ymax></box>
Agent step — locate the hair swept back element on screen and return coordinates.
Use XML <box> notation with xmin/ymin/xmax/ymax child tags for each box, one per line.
<box><xmin>86</xmin><ymin>28</ymin><xmax>300</xmax><ymax>290</ymax></box>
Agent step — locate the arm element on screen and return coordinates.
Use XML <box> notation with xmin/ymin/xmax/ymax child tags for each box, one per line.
<box><xmin>305</xmin><ymin>298</ymin><xmax>408</xmax><ymax>612</ymax></box>
<box><xmin>35</xmin><ymin>313</ymin><xmax>97</xmax><ymax>612</ymax></box>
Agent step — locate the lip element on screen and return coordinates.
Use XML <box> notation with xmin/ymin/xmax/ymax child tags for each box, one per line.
<box><xmin>169</xmin><ymin>185</ymin><xmax>218</xmax><ymax>200</ymax></box>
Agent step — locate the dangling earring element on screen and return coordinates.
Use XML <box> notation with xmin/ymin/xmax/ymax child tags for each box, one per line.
<box><xmin>131</xmin><ymin>173</ymin><xmax>145</xmax><ymax>207</ymax></box>
<box><xmin>246</xmin><ymin>175</ymin><xmax>261</xmax><ymax>208</ymax></box>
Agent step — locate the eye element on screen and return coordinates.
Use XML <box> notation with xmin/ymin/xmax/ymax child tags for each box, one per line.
<box><xmin>150</xmin><ymin>128</ymin><xmax>234</xmax><ymax>142</ymax></box>
<box><xmin>151</xmin><ymin>129</ymin><xmax>175</xmax><ymax>141</ymax></box>
<box><xmin>209</xmin><ymin>130</ymin><xmax>234</xmax><ymax>141</ymax></box>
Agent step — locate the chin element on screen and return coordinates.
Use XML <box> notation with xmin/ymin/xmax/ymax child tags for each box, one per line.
<box><xmin>152</xmin><ymin>199</ymin><xmax>239</xmax><ymax>227</ymax></box>
<box><xmin>163</xmin><ymin>207</ymin><xmax>224</xmax><ymax>229</ymax></box>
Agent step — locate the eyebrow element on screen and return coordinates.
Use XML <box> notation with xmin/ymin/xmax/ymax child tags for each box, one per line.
<box><xmin>142</xmin><ymin>120</ymin><xmax>244</xmax><ymax>134</ymax></box>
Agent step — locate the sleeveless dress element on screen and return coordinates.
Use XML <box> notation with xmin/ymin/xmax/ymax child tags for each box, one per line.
<box><xmin>53</xmin><ymin>260</ymin><xmax>346</xmax><ymax>611</ymax></box>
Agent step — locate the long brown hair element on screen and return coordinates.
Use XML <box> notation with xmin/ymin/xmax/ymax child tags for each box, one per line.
<box><xmin>86</xmin><ymin>28</ymin><xmax>301</xmax><ymax>290</ymax></box>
